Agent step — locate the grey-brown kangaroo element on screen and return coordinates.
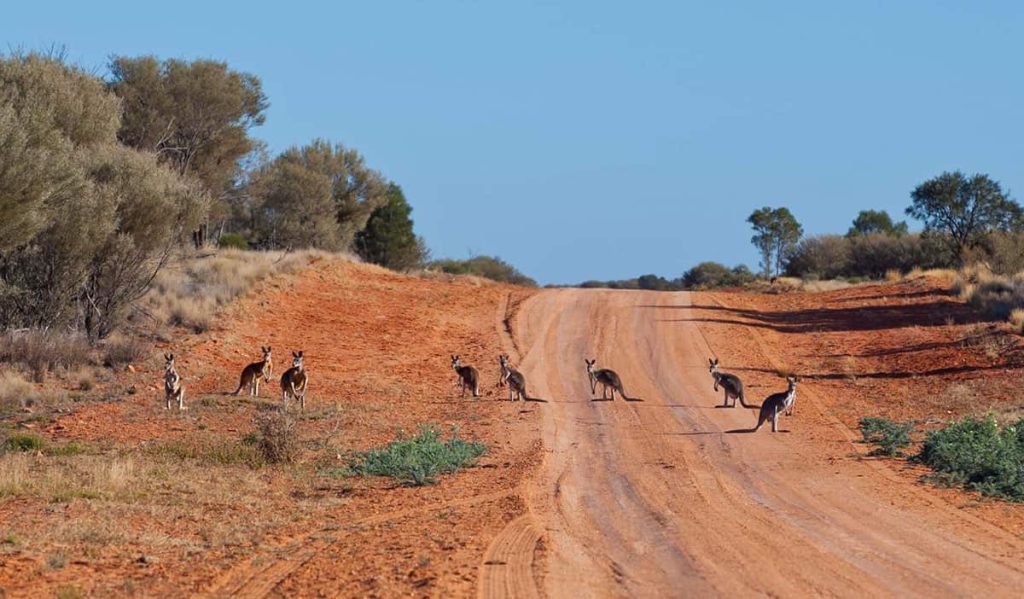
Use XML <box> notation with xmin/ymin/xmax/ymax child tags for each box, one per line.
<box><xmin>498</xmin><ymin>354</ymin><xmax>534</xmax><ymax>401</ymax></box>
<box><xmin>164</xmin><ymin>353</ymin><xmax>185</xmax><ymax>411</ymax></box>
<box><xmin>585</xmin><ymin>359</ymin><xmax>640</xmax><ymax>401</ymax></box>
<box><xmin>234</xmin><ymin>346</ymin><xmax>273</xmax><ymax>396</ymax></box>
<box><xmin>709</xmin><ymin>358</ymin><xmax>752</xmax><ymax>408</ymax></box>
<box><xmin>281</xmin><ymin>350</ymin><xmax>308</xmax><ymax>410</ymax></box>
<box><xmin>754</xmin><ymin>376</ymin><xmax>798</xmax><ymax>433</ymax></box>
<box><xmin>451</xmin><ymin>355</ymin><xmax>480</xmax><ymax>398</ymax></box>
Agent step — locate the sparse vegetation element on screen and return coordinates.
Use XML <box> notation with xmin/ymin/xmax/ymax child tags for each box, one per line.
<box><xmin>430</xmin><ymin>256</ymin><xmax>536</xmax><ymax>287</ymax></box>
<box><xmin>917</xmin><ymin>414</ymin><xmax>1024</xmax><ymax>501</ymax></box>
<box><xmin>858</xmin><ymin>417</ymin><xmax>914</xmax><ymax>457</ymax></box>
<box><xmin>252</xmin><ymin>412</ymin><xmax>300</xmax><ymax>464</ymax></box>
<box><xmin>2</xmin><ymin>431</ymin><xmax>45</xmax><ymax>453</ymax></box>
<box><xmin>0</xmin><ymin>330</ymin><xmax>91</xmax><ymax>381</ymax></box>
<box><xmin>145</xmin><ymin>436</ymin><xmax>265</xmax><ymax>468</ymax></box>
<box><xmin>353</xmin><ymin>425</ymin><xmax>486</xmax><ymax>486</ymax></box>
<box><xmin>102</xmin><ymin>336</ymin><xmax>149</xmax><ymax>368</ymax></box>
<box><xmin>143</xmin><ymin>249</ymin><xmax>327</xmax><ymax>331</ymax></box>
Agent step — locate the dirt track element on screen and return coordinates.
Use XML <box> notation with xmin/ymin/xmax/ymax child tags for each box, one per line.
<box><xmin>493</xmin><ymin>288</ymin><xmax>1024</xmax><ymax>597</ymax></box>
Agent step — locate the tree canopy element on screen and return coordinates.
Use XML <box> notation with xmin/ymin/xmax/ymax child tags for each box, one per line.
<box><xmin>748</xmin><ymin>207</ymin><xmax>803</xmax><ymax>278</ymax></box>
<box><xmin>355</xmin><ymin>183</ymin><xmax>428</xmax><ymax>271</ymax></box>
<box><xmin>848</xmin><ymin>209</ymin><xmax>908</xmax><ymax>237</ymax></box>
<box><xmin>906</xmin><ymin>171</ymin><xmax>1022</xmax><ymax>260</ymax></box>
<box><xmin>108</xmin><ymin>56</ymin><xmax>267</xmax><ymax>212</ymax></box>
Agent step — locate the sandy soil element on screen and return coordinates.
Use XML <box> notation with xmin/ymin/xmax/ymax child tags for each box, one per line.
<box><xmin>495</xmin><ymin>279</ymin><xmax>1024</xmax><ymax>597</ymax></box>
<box><xmin>5</xmin><ymin>267</ymin><xmax>1024</xmax><ymax>598</ymax></box>
<box><xmin>0</xmin><ymin>259</ymin><xmax>541</xmax><ymax>598</ymax></box>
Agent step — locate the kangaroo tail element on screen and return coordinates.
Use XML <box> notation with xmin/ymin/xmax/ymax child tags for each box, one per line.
<box><xmin>738</xmin><ymin>391</ymin><xmax>756</xmax><ymax>409</ymax></box>
<box><xmin>232</xmin><ymin>379</ymin><xmax>245</xmax><ymax>396</ymax></box>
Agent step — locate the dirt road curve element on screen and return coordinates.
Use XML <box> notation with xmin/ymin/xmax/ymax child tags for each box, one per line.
<box><xmin>497</xmin><ymin>288</ymin><xmax>1024</xmax><ymax>597</ymax></box>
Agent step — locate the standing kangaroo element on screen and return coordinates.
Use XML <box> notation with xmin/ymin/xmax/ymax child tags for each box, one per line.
<box><xmin>164</xmin><ymin>353</ymin><xmax>185</xmax><ymax>411</ymax></box>
<box><xmin>234</xmin><ymin>346</ymin><xmax>273</xmax><ymax>397</ymax></box>
<box><xmin>754</xmin><ymin>376</ymin><xmax>798</xmax><ymax>433</ymax></box>
<box><xmin>281</xmin><ymin>350</ymin><xmax>308</xmax><ymax>410</ymax></box>
<box><xmin>709</xmin><ymin>358</ymin><xmax>752</xmax><ymax>408</ymax></box>
<box><xmin>585</xmin><ymin>359</ymin><xmax>640</xmax><ymax>401</ymax></box>
<box><xmin>498</xmin><ymin>354</ymin><xmax>534</xmax><ymax>401</ymax></box>
<box><xmin>451</xmin><ymin>355</ymin><xmax>480</xmax><ymax>398</ymax></box>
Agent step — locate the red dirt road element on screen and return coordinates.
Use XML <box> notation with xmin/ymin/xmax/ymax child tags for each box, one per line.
<box><xmin>497</xmin><ymin>288</ymin><xmax>1024</xmax><ymax>597</ymax></box>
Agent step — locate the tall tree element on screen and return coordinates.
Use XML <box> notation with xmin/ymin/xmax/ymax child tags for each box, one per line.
<box><xmin>107</xmin><ymin>56</ymin><xmax>267</xmax><ymax>216</ymax></box>
<box><xmin>848</xmin><ymin>209</ymin><xmax>908</xmax><ymax>237</ymax></box>
<box><xmin>355</xmin><ymin>183</ymin><xmax>428</xmax><ymax>271</ymax></box>
<box><xmin>906</xmin><ymin>171</ymin><xmax>1022</xmax><ymax>260</ymax></box>
<box><xmin>748</xmin><ymin>207</ymin><xmax>803</xmax><ymax>278</ymax></box>
<box><xmin>249</xmin><ymin>140</ymin><xmax>388</xmax><ymax>250</ymax></box>
<box><xmin>0</xmin><ymin>53</ymin><xmax>206</xmax><ymax>337</ymax></box>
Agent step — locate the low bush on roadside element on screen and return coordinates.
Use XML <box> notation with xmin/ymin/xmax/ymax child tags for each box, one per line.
<box><xmin>252</xmin><ymin>412</ymin><xmax>300</xmax><ymax>464</ymax></box>
<box><xmin>0</xmin><ymin>330</ymin><xmax>91</xmax><ymax>381</ymax></box>
<box><xmin>102</xmin><ymin>336</ymin><xmax>149</xmax><ymax>368</ymax></box>
<box><xmin>353</xmin><ymin>425</ymin><xmax>486</xmax><ymax>486</ymax></box>
<box><xmin>2</xmin><ymin>431</ymin><xmax>45</xmax><ymax>453</ymax></box>
<box><xmin>858</xmin><ymin>417</ymin><xmax>914</xmax><ymax>457</ymax></box>
<box><xmin>917</xmin><ymin>414</ymin><xmax>1024</xmax><ymax>501</ymax></box>
<box><xmin>429</xmin><ymin>256</ymin><xmax>536</xmax><ymax>287</ymax></box>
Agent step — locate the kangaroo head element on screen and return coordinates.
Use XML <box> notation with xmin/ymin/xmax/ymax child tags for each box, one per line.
<box><xmin>709</xmin><ymin>358</ymin><xmax>719</xmax><ymax>374</ymax></box>
<box><xmin>584</xmin><ymin>358</ymin><xmax>596</xmax><ymax>375</ymax></box>
<box><xmin>262</xmin><ymin>346</ymin><xmax>272</xmax><ymax>361</ymax></box>
<box><xmin>787</xmin><ymin>375</ymin><xmax>798</xmax><ymax>388</ymax></box>
<box><xmin>164</xmin><ymin>353</ymin><xmax>175</xmax><ymax>370</ymax></box>
<box><xmin>499</xmin><ymin>354</ymin><xmax>510</xmax><ymax>369</ymax></box>
<box><xmin>451</xmin><ymin>355</ymin><xmax>461</xmax><ymax>369</ymax></box>
<box><xmin>292</xmin><ymin>351</ymin><xmax>304</xmax><ymax>369</ymax></box>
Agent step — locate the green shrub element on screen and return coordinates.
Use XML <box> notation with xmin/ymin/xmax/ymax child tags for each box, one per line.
<box><xmin>681</xmin><ymin>262</ymin><xmax>756</xmax><ymax>289</ymax></box>
<box><xmin>3</xmin><ymin>432</ymin><xmax>45</xmax><ymax>452</ymax></box>
<box><xmin>430</xmin><ymin>256</ymin><xmax>536</xmax><ymax>286</ymax></box>
<box><xmin>354</xmin><ymin>425</ymin><xmax>486</xmax><ymax>486</ymax></box>
<box><xmin>858</xmin><ymin>417</ymin><xmax>914</xmax><ymax>457</ymax></box>
<box><xmin>917</xmin><ymin>414</ymin><xmax>1024</xmax><ymax>501</ymax></box>
<box><xmin>217</xmin><ymin>232</ymin><xmax>249</xmax><ymax>250</ymax></box>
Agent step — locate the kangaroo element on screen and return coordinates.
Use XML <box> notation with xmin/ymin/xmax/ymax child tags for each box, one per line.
<box><xmin>451</xmin><ymin>355</ymin><xmax>480</xmax><ymax>398</ymax></box>
<box><xmin>281</xmin><ymin>350</ymin><xmax>308</xmax><ymax>410</ymax></box>
<box><xmin>709</xmin><ymin>358</ymin><xmax>752</xmax><ymax>408</ymax></box>
<box><xmin>498</xmin><ymin>354</ymin><xmax>532</xmax><ymax>401</ymax></box>
<box><xmin>164</xmin><ymin>353</ymin><xmax>185</xmax><ymax>411</ymax></box>
<box><xmin>585</xmin><ymin>359</ymin><xmax>639</xmax><ymax>401</ymax></box>
<box><xmin>754</xmin><ymin>376</ymin><xmax>798</xmax><ymax>433</ymax></box>
<box><xmin>234</xmin><ymin>346</ymin><xmax>273</xmax><ymax>397</ymax></box>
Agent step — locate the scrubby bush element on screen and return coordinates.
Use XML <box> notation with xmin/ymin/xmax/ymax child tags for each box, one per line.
<box><xmin>0</xmin><ymin>330</ymin><xmax>91</xmax><ymax>380</ymax></box>
<box><xmin>785</xmin><ymin>236</ymin><xmax>850</xmax><ymax>280</ymax></box>
<box><xmin>0</xmin><ymin>53</ymin><xmax>207</xmax><ymax>340</ymax></box>
<box><xmin>217</xmin><ymin>233</ymin><xmax>249</xmax><ymax>250</ymax></box>
<box><xmin>430</xmin><ymin>256</ymin><xmax>536</xmax><ymax>286</ymax></box>
<box><xmin>354</xmin><ymin>425</ymin><xmax>486</xmax><ymax>486</ymax></box>
<box><xmin>918</xmin><ymin>414</ymin><xmax>1024</xmax><ymax>501</ymax></box>
<box><xmin>252</xmin><ymin>412</ymin><xmax>299</xmax><ymax>464</ymax></box>
<box><xmin>681</xmin><ymin>262</ymin><xmax>756</xmax><ymax>289</ymax></box>
<box><xmin>858</xmin><ymin>417</ymin><xmax>914</xmax><ymax>457</ymax></box>
<box><xmin>786</xmin><ymin>233</ymin><xmax>955</xmax><ymax>280</ymax></box>
<box><xmin>2</xmin><ymin>432</ymin><xmax>45</xmax><ymax>453</ymax></box>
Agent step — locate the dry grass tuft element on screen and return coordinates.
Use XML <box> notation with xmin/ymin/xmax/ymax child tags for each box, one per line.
<box><xmin>143</xmin><ymin>249</ymin><xmax>342</xmax><ymax>332</ymax></box>
<box><xmin>885</xmin><ymin>269</ymin><xmax>903</xmax><ymax>282</ymax></box>
<box><xmin>0</xmin><ymin>330</ymin><xmax>91</xmax><ymax>381</ymax></box>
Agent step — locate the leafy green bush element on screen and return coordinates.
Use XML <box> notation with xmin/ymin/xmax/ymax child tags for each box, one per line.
<box><xmin>217</xmin><ymin>232</ymin><xmax>249</xmax><ymax>250</ymax></box>
<box><xmin>681</xmin><ymin>262</ymin><xmax>756</xmax><ymax>289</ymax></box>
<box><xmin>430</xmin><ymin>256</ymin><xmax>536</xmax><ymax>286</ymax></box>
<box><xmin>3</xmin><ymin>432</ymin><xmax>45</xmax><ymax>452</ymax></box>
<box><xmin>354</xmin><ymin>425</ymin><xmax>486</xmax><ymax>486</ymax></box>
<box><xmin>858</xmin><ymin>417</ymin><xmax>914</xmax><ymax>457</ymax></box>
<box><xmin>917</xmin><ymin>414</ymin><xmax>1024</xmax><ymax>501</ymax></box>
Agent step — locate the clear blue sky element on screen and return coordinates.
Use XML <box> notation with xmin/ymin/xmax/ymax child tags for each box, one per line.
<box><xmin>4</xmin><ymin>1</ymin><xmax>1023</xmax><ymax>284</ymax></box>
